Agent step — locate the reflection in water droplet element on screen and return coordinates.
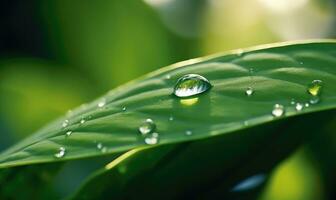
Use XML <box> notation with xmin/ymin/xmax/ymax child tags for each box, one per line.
<box><xmin>272</xmin><ymin>104</ymin><xmax>285</xmax><ymax>117</ymax></box>
<box><xmin>180</xmin><ymin>97</ymin><xmax>199</xmax><ymax>106</ymax></box>
<box><xmin>144</xmin><ymin>132</ymin><xmax>159</xmax><ymax>145</ymax></box>
<box><xmin>169</xmin><ymin>116</ymin><xmax>174</xmax><ymax>121</ymax></box>
<box><xmin>173</xmin><ymin>74</ymin><xmax>212</xmax><ymax>98</ymax></box>
<box><xmin>80</xmin><ymin>119</ymin><xmax>86</xmax><ymax>124</ymax></box>
<box><xmin>232</xmin><ymin>174</ymin><xmax>266</xmax><ymax>192</ymax></box>
<box><xmin>309</xmin><ymin>96</ymin><xmax>320</xmax><ymax>104</ymax></box>
<box><xmin>66</xmin><ymin>131</ymin><xmax>72</xmax><ymax>137</ymax></box>
<box><xmin>308</xmin><ymin>80</ymin><xmax>322</xmax><ymax>96</ymax></box>
<box><xmin>98</xmin><ymin>98</ymin><xmax>106</xmax><ymax>108</ymax></box>
<box><xmin>245</xmin><ymin>87</ymin><xmax>254</xmax><ymax>96</ymax></box>
<box><xmin>139</xmin><ymin>119</ymin><xmax>156</xmax><ymax>136</ymax></box>
<box><xmin>122</xmin><ymin>107</ymin><xmax>127</xmax><ymax>111</ymax></box>
<box><xmin>185</xmin><ymin>130</ymin><xmax>192</xmax><ymax>136</ymax></box>
<box><xmin>295</xmin><ymin>103</ymin><xmax>303</xmax><ymax>111</ymax></box>
<box><xmin>62</xmin><ymin>120</ymin><xmax>69</xmax><ymax>128</ymax></box>
<box><xmin>54</xmin><ymin>147</ymin><xmax>66</xmax><ymax>158</ymax></box>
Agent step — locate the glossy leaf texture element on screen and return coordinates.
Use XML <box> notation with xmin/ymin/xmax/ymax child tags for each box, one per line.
<box><xmin>0</xmin><ymin>40</ymin><xmax>336</xmax><ymax>169</ymax></box>
<box><xmin>69</xmin><ymin>111</ymin><xmax>335</xmax><ymax>199</ymax></box>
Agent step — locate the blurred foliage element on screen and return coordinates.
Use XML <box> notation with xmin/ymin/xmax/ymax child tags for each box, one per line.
<box><xmin>0</xmin><ymin>0</ymin><xmax>335</xmax><ymax>199</ymax></box>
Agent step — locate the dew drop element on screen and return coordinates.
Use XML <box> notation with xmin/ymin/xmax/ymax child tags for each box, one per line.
<box><xmin>295</xmin><ymin>103</ymin><xmax>303</xmax><ymax>111</ymax></box>
<box><xmin>97</xmin><ymin>143</ymin><xmax>103</xmax><ymax>149</ymax></box>
<box><xmin>80</xmin><ymin>119</ymin><xmax>86</xmax><ymax>124</ymax></box>
<box><xmin>290</xmin><ymin>99</ymin><xmax>296</xmax><ymax>105</ymax></box>
<box><xmin>98</xmin><ymin>99</ymin><xmax>106</xmax><ymax>108</ymax></box>
<box><xmin>305</xmin><ymin>103</ymin><xmax>310</xmax><ymax>107</ymax></box>
<box><xmin>122</xmin><ymin>107</ymin><xmax>127</xmax><ymax>111</ymax></box>
<box><xmin>165</xmin><ymin>74</ymin><xmax>171</xmax><ymax>80</ymax></box>
<box><xmin>65</xmin><ymin>130</ymin><xmax>72</xmax><ymax>137</ymax></box>
<box><xmin>245</xmin><ymin>87</ymin><xmax>254</xmax><ymax>96</ymax></box>
<box><xmin>185</xmin><ymin>130</ymin><xmax>192</xmax><ymax>136</ymax></box>
<box><xmin>62</xmin><ymin>120</ymin><xmax>69</xmax><ymax>128</ymax></box>
<box><xmin>139</xmin><ymin>119</ymin><xmax>156</xmax><ymax>136</ymax></box>
<box><xmin>101</xmin><ymin>147</ymin><xmax>107</xmax><ymax>153</ymax></box>
<box><xmin>54</xmin><ymin>147</ymin><xmax>66</xmax><ymax>158</ymax></box>
<box><xmin>169</xmin><ymin>116</ymin><xmax>174</xmax><ymax>121</ymax></box>
<box><xmin>307</xmin><ymin>80</ymin><xmax>322</xmax><ymax>96</ymax></box>
<box><xmin>272</xmin><ymin>104</ymin><xmax>285</xmax><ymax>117</ymax></box>
<box><xmin>144</xmin><ymin>132</ymin><xmax>159</xmax><ymax>145</ymax></box>
<box><xmin>173</xmin><ymin>74</ymin><xmax>212</xmax><ymax>98</ymax></box>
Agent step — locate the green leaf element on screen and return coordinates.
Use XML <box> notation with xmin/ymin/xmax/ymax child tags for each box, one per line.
<box><xmin>69</xmin><ymin>110</ymin><xmax>334</xmax><ymax>199</ymax></box>
<box><xmin>0</xmin><ymin>40</ymin><xmax>336</xmax><ymax>168</ymax></box>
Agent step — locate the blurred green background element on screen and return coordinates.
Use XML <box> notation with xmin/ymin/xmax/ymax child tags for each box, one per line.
<box><xmin>0</xmin><ymin>0</ymin><xmax>335</xmax><ymax>199</ymax></box>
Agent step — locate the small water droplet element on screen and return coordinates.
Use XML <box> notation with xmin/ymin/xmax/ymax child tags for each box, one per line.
<box><xmin>54</xmin><ymin>147</ymin><xmax>66</xmax><ymax>158</ymax></box>
<box><xmin>299</xmin><ymin>61</ymin><xmax>304</xmax><ymax>65</ymax></box>
<box><xmin>290</xmin><ymin>99</ymin><xmax>296</xmax><ymax>105</ymax></box>
<box><xmin>144</xmin><ymin>132</ymin><xmax>159</xmax><ymax>145</ymax></box>
<box><xmin>305</xmin><ymin>103</ymin><xmax>310</xmax><ymax>107</ymax></box>
<box><xmin>80</xmin><ymin>118</ymin><xmax>86</xmax><ymax>124</ymax></box>
<box><xmin>295</xmin><ymin>103</ymin><xmax>303</xmax><ymax>111</ymax></box>
<box><xmin>169</xmin><ymin>116</ymin><xmax>174</xmax><ymax>121</ymax></box>
<box><xmin>62</xmin><ymin>120</ymin><xmax>69</xmax><ymax>128</ymax></box>
<box><xmin>97</xmin><ymin>143</ymin><xmax>103</xmax><ymax>149</ymax></box>
<box><xmin>101</xmin><ymin>147</ymin><xmax>107</xmax><ymax>153</ymax></box>
<box><xmin>65</xmin><ymin>131</ymin><xmax>72</xmax><ymax>137</ymax></box>
<box><xmin>185</xmin><ymin>130</ymin><xmax>192</xmax><ymax>136</ymax></box>
<box><xmin>122</xmin><ymin>107</ymin><xmax>127</xmax><ymax>111</ymax></box>
<box><xmin>173</xmin><ymin>74</ymin><xmax>212</xmax><ymax>98</ymax></box>
<box><xmin>139</xmin><ymin>119</ymin><xmax>156</xmax><ymax>136</ymax></box>
<box><xmin>272</xmin><ymin>104</ymin><xmax>285</xmax><ymax>117</ymax></box>
<box><xmin>309</xmin><ymin>96</ymin><xmax>320</xmax><ymax>104</ymax></box>
<box><xmin>308</xmin><ymin>80</ymin><xmax>322</xmax><ymax>96</ymax></box>
<box><xmin>98</xmin><ymin>99</ymin><xmax>106</xmax><ymax>108</ymax></box>
<box><xmin>245</xmin><ymin>87</ymin><xmax>254</xmax><ymax>96</ymax></box>
<box><xmin>165</xmin><ymin>74</ymin><xmax>171</xmax><ymax>80</ymax></box>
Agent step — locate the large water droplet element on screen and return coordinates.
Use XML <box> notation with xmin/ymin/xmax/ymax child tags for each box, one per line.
<box><xmin>308</xmin><ymin>80</ymin><xmax>322</xmax><ymax>96</ymax></box>
<box><xmin>295</xmin><ymin>103</ymin><xmax>303</xmax><ymax>111</ymax></box>
<box><xmin>139</xmin><ymin>119</ymin><xmax>156</xmax><ymax>136</ymax></box>
<box><xmin>173</xmin><ymin>74</ymin><xmax>212</xmax><ymax>98</ymax></box>
<box><xmin>144</xmin><ymin>132</ymin><xmax>159</xmax><ymax>145</ymax></box>
<box><xmin>54</xmin><ymin>147</ymin><xmax>66</xmax><ymax>158</ymax></box>
<box><xmin>272</xmin><ymin>104</ymin><xmax>285</xmax><ymax>117</ymax></box>
<box><xmin>245</xmin><ymin>87</ymin><xmax>254</xmax><ymax>96</ymax></box>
